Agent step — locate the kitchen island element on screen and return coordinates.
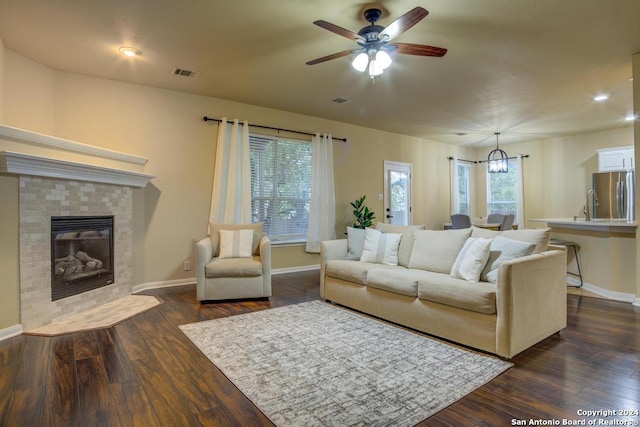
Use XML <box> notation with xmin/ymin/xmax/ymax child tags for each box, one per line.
<box><xmin>531</xmin><ymin>218</ymin><xmax>636</xmax><ymax>303</ymax></box>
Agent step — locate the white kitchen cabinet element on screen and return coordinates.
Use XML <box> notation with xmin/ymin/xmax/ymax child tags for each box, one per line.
<box><xmin>597</xmin><ymin>146</ymin><xmax>635</xmax><ymax>171</ymax></box>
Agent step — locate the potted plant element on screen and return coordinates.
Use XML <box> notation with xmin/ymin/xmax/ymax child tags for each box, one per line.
<box><xmin>350</xmin><ymin>195</ymin><xmax>376</xmax><ymax>229</ymax></box>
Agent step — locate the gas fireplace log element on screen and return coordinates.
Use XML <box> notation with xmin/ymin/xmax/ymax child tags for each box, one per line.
<box><xmin>75</xmin><ymin>251</ymin><xmax>103</xmax><ymax>270</ymax></box>
<box><xmin>54</xmin><ymin>251</ymin><xmax>103</xmax><ymax>276</ymax></box>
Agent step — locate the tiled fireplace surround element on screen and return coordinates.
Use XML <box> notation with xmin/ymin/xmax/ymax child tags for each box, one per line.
<box><xmin>19</xmin><ymin>176</ymin><xmax>133</xmax><ymax>330</ymax></box>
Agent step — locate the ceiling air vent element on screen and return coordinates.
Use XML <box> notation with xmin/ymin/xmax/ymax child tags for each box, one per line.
<box><xmin>171</xmin><ymin>68</ymin><xmax>200</xmax><ymax>78</ymax></box>
<box><xmin>332</xmin><ymin>97</ymin><xmax>351</xmax><ymax>104</ymax></box>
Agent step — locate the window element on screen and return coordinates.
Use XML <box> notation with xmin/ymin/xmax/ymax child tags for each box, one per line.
<box><xmin>486</xmin><ymin>158</ymin><xmax>520</xmax><ymax>217</ymax></box>
<box><xmin>456</xmin><ymin>161</ymin><xmax>472</xmax><ymax>215</ymax></box>
<box><xmin>250</xmin><ymin>134</ymin><xmax>312</xmax><ymax>243</ymax></box>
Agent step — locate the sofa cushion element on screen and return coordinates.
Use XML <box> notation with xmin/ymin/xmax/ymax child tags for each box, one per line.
<box><xmin>376</xmin><ymin>223</ymin><xmax>426</xmax><ymax>267</ymax></box>
<box><xmin>500</xmin><ymin>228</ymin><xmax>551</xmax><ymax>254</ymax></box>
<box><xmin>408</xmin><ymin>228</ymin><xmax>472</xmax><ymax>273</ymax></box>
<box><xmin>360</xmin><ymin>228</ymin><xmax>402</xmax><ymax>265</ymax></box>
<box><xmin>480</xmin><ymin>236</ymin><xmax>536</xmax><ymax>283</ymax></box>
<box><xmin>366</xmin><ymin>268</ymin><xmax>431</xmax><ymax>297</ymax></box>
<box><xmin>450</xmin><ymin>237</ymin><xmax>492</xmax><ymax>282</ymax></box>
<box><xmin>417</xmin><ymin>272</ymin><xmax>497</xmax><ymax>314</ymax></box>
<box><xmin>205</xmin><ymin>257</ymin><xmax>263</xmax><ymax>278</ymax></box>
<box><xmin>346</xmin><ymin>227</ymin><xmax>366</xmax><ymax>260</ymax></box>
<box><xmin>326</xmin><ymin>260</ymin><xmax>400</xmax><ymax>285</ymax></box>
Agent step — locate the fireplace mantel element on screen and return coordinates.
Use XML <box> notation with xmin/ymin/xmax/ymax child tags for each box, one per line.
<box><xmin>0</xmin><ymin>151</ymin><xmax>154</xmax><ymax>187</ymax></box>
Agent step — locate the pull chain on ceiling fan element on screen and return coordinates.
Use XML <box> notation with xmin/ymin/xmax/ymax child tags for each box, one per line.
<box><xmin>306</xmin><ymin>6</ymin><xmax>447</xmax><ymax>79</ymax></box>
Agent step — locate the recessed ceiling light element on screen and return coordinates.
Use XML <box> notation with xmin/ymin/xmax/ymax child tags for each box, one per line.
<box><xmin>624</xmin><ymin>114</ymin><xmax>637</xmax><ymax>121</ymax></box>
<box><xmin>119</xmin><ymin>46</ymin><xmax>141</xmax><ymax>57</ymax></box>
<box><xmin>593</xmin><ymin>94</ymin><xmax>609</xmax><ymax>102</ymax></box>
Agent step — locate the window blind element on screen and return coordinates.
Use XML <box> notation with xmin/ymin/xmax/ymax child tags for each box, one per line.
<box><xmin>249</xmin><ymin>134</ymin><xmax>312</xmax><ymax>243</ymax></box>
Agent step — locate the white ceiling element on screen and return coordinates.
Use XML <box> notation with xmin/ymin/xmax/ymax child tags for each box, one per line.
<box><xmin>0</xmin><ymin>0</ymin><xmax>638</xmax><ymax>146</ymax></box>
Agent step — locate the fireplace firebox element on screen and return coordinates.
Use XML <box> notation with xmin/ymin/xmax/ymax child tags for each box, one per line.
<box><xmin>51</xmin><ymin>216</ymin><xmax>114</xmax><ymax>301</ymax></box>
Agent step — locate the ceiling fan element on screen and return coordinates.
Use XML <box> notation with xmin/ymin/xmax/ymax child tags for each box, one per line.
<box><xmin>306</xmin><ymin>6</ymin><xmax>447</xmax><ymax>78</ymax></box>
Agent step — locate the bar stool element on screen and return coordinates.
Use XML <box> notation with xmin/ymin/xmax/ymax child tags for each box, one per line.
<box><xmin>549</xmin><ymin>239</ymin><xmax>583</xmax><ymax>287</ymax></box>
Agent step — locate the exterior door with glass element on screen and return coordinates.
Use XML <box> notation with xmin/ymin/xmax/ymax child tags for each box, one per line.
<box><xmin>383</xmin><ymin>161</ymin><xmax>412</xmax><ymax>225</ymax></box>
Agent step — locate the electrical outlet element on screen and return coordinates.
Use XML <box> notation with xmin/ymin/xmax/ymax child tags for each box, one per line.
<box><xmin>183</xmin><ymin>260</ymin><xmax>191</xmax><ymax>271</ymax></box>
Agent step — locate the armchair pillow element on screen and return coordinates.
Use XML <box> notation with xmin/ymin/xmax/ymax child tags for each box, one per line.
<box><xmin>209</xmin><ymin>222</ymin><xmax>264</xmax><ymax>256</ymax></box>
<box><xmin>218</xmin><ymin>229</ymin><xmax>254</xmax><ymax>259</ymax></box>
<box><xmin>360</xmin><ymin>228</ymin><xmax>402</xmax><ymax>265</ymax></box>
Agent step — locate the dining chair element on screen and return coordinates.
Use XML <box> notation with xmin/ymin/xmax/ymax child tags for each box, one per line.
<box><xmin>450</xmin><ymin>214</ymin><xmax>472</xmax><ymax>229</ymax></box>
<box><xmin>486</xmin><ymin>213</ymin><xmax>505</xmax><ymax>224</ymax></box>
<box><xmin>500</xmin><ymin>214</ymin><xmax>515</xmax><ymax>231</ymax></box>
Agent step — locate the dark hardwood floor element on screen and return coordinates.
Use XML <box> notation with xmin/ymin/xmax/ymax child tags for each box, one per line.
<box><xmin>1</xmin><ymin>270</ymin><xmax>639</xmax><ymax>426</ymax></box>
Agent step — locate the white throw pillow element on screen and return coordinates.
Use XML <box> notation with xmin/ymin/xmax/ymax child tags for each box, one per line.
<box><xmin>359</xmin><ymin>228</ymin><xmax>402</xmax><ymax>266</ymax></box>
<box><xmin>480</xmin><ymin>236</ymin><xmax>536</xmax><ymax>283</ymax></box>
<box><xmin>450</xmin><ymin>238</ymin><xmax>492</xmax><ymax>282</ymax></box>
<box><xmin>218</xmin><ymin>229</ymin><xmax>254</xmax><ymax>259</ymax></box>
<box><xmin>346</xmin><ymin>227</ymin><xmax>366</xmax><ymax>260</ymax></box>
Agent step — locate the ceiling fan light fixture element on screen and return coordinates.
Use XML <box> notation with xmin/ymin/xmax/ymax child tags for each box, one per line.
<box><xmin>368</xmin><ymin>59</ymin><xmax>384</xmax><ymax>77</ymax></box>
<box><xmin>487</xmin><ymin>132</ymin><xmax>509</xmax><ymax>173</ymax></box>
<box><xmin>375</xmin><ymin>50</ymin><xmax>392</xmax><ymax>70</ymax></box>
<box><xmin>352</xmin><ymin>52</ymin><xmax>369</xmax><ymax>72</ymax></box>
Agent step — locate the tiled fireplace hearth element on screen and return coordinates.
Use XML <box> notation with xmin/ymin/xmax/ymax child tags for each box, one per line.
<box><xmin>0</xmin><ymin>126</ymin><xmax>154</xmax><ymax>331</ymax></box>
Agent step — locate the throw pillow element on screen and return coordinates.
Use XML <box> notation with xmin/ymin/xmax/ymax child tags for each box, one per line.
<box><xmin>218</xmin><ymin>229</ymin><xmax>254</xmax><ymax>259</ymax></box>
<box><xmin>480</xmin><ymin>236</ymin><xmax>536</xmax><ymax>283</ymax></box>
<box><xmin>359</xmin><ymin>228</ymin><xmax>402</xmax><ymax>266</ymax></box>
<box><xmin>450</xmin><ymin>237</ymin><xmax>492</xmax><ymax>282</ymax></box>
<box><xmin>346</xmin><ymin>227</ymin><xmax>366</xmax><ymax>260</ymax></box>
<box><xmin>209</xmin><ymin>222</ymin><xmax>263</xmax><ymax>256</ymax></box>
<box><xmin>376</xmin><ymin>223</ymin><xmax>425</xmax><ymax>267</ymax></box>
<box><xmin>408</xmin><ymin>228</ymin><xmax>472</xmax><ymax>273</ymax></box>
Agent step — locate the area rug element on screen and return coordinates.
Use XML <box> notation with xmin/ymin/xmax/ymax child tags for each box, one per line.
<box><xmin>179</xmin><ymin>300</ymin><xmax>512</xmax><ymax>426</ymax></box>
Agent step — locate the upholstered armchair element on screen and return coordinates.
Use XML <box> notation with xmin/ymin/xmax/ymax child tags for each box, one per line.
<box><xmin>196</xmin><ymin>223</ymin><xmax>272</xmax><ymax>302</ymax></box>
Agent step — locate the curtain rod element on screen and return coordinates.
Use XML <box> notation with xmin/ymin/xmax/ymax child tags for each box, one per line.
<box><xmin>448</xmin><ymin>154</ymin><xmax>529</xmax><ymax>164</ymax></box>
<box><xmin>202</xmin><ymin>116</ymin><xmax>347</xmax><ymax>142</ymax></box>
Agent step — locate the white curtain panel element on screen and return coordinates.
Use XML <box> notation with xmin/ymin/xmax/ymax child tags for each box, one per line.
<box><xmin>516</xmin><ymin>155</ymin><xmax>525</xmax><ymax>227</ymax></box>
<box><xmin>209</xmin><ymin>118</ymin><xmax>251</xmax><ymax>225</ymax></box>
<box><xmin>306</xmin><ymin>133</ymin><xmax>336</xmax><ymax>253</ymax></box>
<box><xmin>450</xmin><ymin>157</ymin><xmax>459</xmax><ymax>214</ymax></box>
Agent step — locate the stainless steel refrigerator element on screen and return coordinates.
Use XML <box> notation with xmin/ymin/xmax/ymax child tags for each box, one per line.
<box><xmin>592</xmin><ymin>171</ymin><xmax>635</xmax><ymax>220</ymax></box>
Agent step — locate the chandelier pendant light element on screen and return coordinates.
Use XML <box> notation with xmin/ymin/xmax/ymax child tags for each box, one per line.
<box><xmin>487</xmin><ymin>132</ymin><xmax>509</xmax><ymax>173</ymax></box>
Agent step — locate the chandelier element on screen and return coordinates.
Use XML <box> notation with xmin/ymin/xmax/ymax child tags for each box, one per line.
<box><xmin>487</xmin><ymin>132</ymin><xmax>508</xmax><ymax>173</ymax></box>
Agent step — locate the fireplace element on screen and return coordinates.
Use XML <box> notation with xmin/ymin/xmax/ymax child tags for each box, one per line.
<box><xmin>51</xmin><ymin>216</ymin><xmax>114</xmax><ymax>301</ymax></box>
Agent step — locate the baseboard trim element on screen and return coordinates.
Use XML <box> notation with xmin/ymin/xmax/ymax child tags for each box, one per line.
<box><xmin>272</xmin><ymin>265</ymin><xmax>320</xmax><ymax>275</ymax></box>
<box><xmin>0</xmin><ymin>324</ymin><xmax>24</xmax><ymax>342</ymax></box>
<box><xmin>132</xmin><ymin>278</ymin><xmax>195</xmax><ymax>294</ymax></box>
<box><xmin>566</xmin><ymin>275</ymin><xmax>636</xmax><ymax>303</ymax></box>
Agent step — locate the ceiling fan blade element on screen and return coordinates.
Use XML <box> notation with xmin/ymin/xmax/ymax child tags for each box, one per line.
<box><xmin>392</xmin><ymin>43</ymin><xmax>447</xmax><ymax>57</ymax></box>
<box><xmin>313</xmin><ymin>20</ymin><xmax>363</xmax><ymax>41</ymax></box>
<box><xmin>306</xmin><ymin>50</ymin><xmax>354</xmax><ymax>66</ymax></box>
<box><xmin>379</xmin><ymin>7</ymin><xmax>429</xmax><ymax>41</ymax></box>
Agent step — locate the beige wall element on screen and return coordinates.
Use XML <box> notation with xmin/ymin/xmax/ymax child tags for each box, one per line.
<box><xmin>1</xmin><ymin>44</ymin><xmax>637</xmax><ymax>330</ymax></box>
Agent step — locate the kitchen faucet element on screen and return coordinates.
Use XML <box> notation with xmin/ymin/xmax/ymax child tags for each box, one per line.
<box><xmin>584</xmin><ymin>189</ymin><xmax>599</xmax><ymax>221</ymax></box>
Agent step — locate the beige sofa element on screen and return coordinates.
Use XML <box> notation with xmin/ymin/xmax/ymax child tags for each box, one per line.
<box><xmin>320</xmin><ymin>224</ymin><xmax>567</xmax><ymax>359</ymax></box>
